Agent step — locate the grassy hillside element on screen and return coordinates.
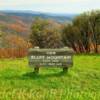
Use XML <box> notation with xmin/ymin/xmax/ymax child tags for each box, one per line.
<box><xmin>0</xmin><ymin>55</ymin><xmax>100</xmax><ymax>100</ymax></box>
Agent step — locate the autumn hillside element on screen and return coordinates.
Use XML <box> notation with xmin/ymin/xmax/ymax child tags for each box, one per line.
<box><xmin>0</xmin><ymin>11</ymin><xmax>75</xmax><ymax>58</ymax></box>
<box><xmin>0</xmin><ymin>11</ymin><xmax>32</xmax><ymax>38</ymax></box>
<box><xmin>0</xmin><ymin>11</ymin><xmax>74</xmax><ymax>38</ymax></box>
<box><xmin>0</xmin><ymin>10</ymin><xmax>100</xmax><ymax>58</ymax></box>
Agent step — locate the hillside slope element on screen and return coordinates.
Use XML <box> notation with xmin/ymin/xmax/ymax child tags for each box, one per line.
<box><xmin>0</xmin><ymin>11</ymin><xmax>76</xmax><ymax>38</ymax></box>
<box><xmin>0</xmin><ymin>11</ymin><xmax>76</xmax><ymax>49</ymax></box>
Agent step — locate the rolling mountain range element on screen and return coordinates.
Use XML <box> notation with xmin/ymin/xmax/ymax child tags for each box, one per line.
<box><xmin>0</xmin><ymin>10</ymin><xmax>76</xmax><ymax>38</ymax></box>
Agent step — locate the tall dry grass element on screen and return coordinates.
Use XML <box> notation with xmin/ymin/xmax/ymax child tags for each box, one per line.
<box><xmin>0</xmin><ymin>48</ymin><xmax>28</xmax><ymax>58</ymax></box>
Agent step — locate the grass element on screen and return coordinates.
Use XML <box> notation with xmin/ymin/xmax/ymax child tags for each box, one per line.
<box><xmin>0</xmin><ymin>55</ymin><xmax>100</xmax><ymax>100</ymax></box>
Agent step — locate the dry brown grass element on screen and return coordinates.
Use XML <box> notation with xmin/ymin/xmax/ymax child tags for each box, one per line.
<box><xmin>0</xmin><ymin>48</ymin><xmax>28</xmax><ymax>58</ymax></box>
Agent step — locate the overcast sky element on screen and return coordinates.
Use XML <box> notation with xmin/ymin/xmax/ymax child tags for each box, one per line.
<box><xmin>0</xmin><ymin>0</ymin><xmax>100</xmax><ymax>14</ymax></box>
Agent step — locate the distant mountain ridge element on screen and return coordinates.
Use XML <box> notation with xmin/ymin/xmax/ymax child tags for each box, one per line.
<box><xmin>0</xmin><ymin>10</ymin><xmax>77</xmax><ymax>23</ymax></box>
<box><xmin>0</xmin><ymin>10</ymin><xmax>77</xmax><ymax>38</ymax></box>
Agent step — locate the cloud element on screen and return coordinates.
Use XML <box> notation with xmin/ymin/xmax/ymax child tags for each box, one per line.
<box><xmin>0</xmin><ymin>0</ymin><xmax>90</xmax><ymax>6</ymax></box>
<box><xmin>0</xmin><ymin>0</ymin><xmax>100</xmax><ymax>13</ymax></box>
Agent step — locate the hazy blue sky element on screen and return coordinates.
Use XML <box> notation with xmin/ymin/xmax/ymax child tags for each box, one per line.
<box><xmin>0</xmin><ymin>0</ymin><xmax>100</xmax><ymax>14</ymax></box>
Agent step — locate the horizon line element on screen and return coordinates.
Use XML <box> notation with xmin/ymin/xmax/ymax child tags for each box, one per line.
<box><xmin>0</xmin><ymin>9</ymin><xmax>91</xmax><ymax>15</ymax></box>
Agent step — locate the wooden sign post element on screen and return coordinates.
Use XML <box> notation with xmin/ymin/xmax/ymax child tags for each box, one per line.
<box><xmin>28</xmin><ymin>47</ymin><xmax>74</xmax><ymax>73</ymax></box>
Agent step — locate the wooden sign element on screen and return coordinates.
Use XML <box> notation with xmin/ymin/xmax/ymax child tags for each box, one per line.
<box><xmin>28</xmin><ymin>47</ymin><xmax>74</xmax><ymax>73</ymax></box>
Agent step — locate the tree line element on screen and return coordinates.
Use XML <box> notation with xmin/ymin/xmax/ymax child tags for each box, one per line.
<box><xmin>30</xmin><ymin>10</ymin><xmax>100</xmax><ymax>53</ymax></box>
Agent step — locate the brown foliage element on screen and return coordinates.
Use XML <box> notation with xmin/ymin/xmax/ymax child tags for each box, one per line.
<box><xmin>0</xmin><ymin>48</ymin><xmax>28</xmax><ymax>58</ymax></box>
<box><xmin>5</xmin><ymin>35</ymin><xmax>31</xmax><ymax>48</ymax></box>
<box><xmin>0</xmin><ymin>35</ymin><xmax>32</xmax><ymax>58</ymax></box>
<box><xmin>8</xmin><ymin>23</ymin><xmax>28</xmax><ymax>33</ymax></box>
